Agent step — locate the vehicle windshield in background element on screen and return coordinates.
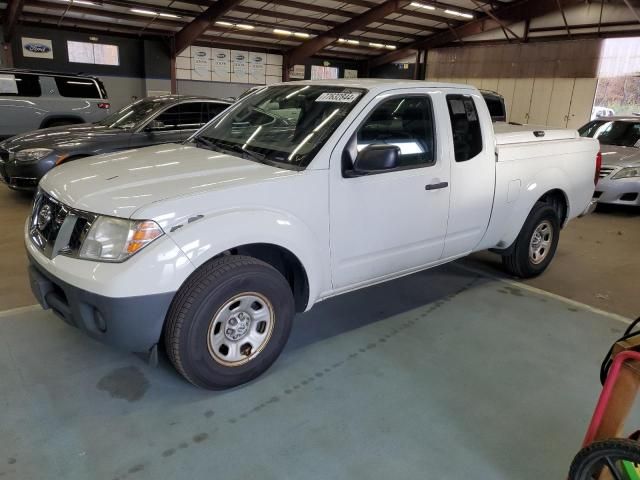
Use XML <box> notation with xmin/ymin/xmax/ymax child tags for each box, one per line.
<box><xmin>95</xmin><ymin>99</ymin><xmax>165</xmax><ymax>130</ymax></box>
<box><xmin>193</xmin><ymin>85</ymin><xmax>366</xmax><ymax>169</ymax></box>
<box><xmin>579</xmin><ymin>120</ymin><xmax>640</xmax><ymax>147</ymax></box>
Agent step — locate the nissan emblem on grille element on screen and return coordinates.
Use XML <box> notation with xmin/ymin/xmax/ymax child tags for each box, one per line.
<box><xmin>37</xmin><ymin>204</ymin><xmax>52</xmax><ymax>230</ymax></box>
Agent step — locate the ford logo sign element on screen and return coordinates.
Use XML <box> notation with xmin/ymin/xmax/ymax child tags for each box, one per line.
<box><xmin>235</xmin><ymin>55</ymin><xmax>245</xmax><ymax>61</ymax></box>
<box><xmin>254</xmin><ymin>56</ymin><xmax>263</xmax><ymax>62</ymax></box>
<box><xmin>196</xmin><ymin>51</ymin><xmax>207</xmax><ymax>57</ymax></box>
<box><xmin>25</xmin><ymin>43</ymin><xmax>51</xmax><ymax>54</ymax></box>
<box><xmin>216</xmin><ymin>53</ymin><xmax>226</xmax><ymax>59</ymax></box>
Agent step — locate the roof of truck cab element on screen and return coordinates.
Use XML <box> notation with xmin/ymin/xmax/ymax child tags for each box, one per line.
<box><xmin>0</xmin><ymin>67</ymin><xmax>100</xmax><ymax>79</ymax></box>
<box><xmin>271</xmin><ymin>79</ymin><xmax>478</xmax><ymax>92</ymax></box>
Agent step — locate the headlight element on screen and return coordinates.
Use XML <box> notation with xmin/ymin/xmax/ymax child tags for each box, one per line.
<box><xmin>612</xmin><ymin>167</ymin><xmax>640</xmax><ymax>180</ymax></box>
<box><xmin>79</xmin><ymin>217</ymin><xmax>163</xmax><ymax>262</ymax></box>
<box><xmin>15</xmin><ymin>148</ymin><xmax>54</xmax><ymax>162</ymax></box>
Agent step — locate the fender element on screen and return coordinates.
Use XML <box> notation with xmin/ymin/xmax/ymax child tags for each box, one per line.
<box><xmin>163</xmin><ymin>207</ymin><xmax>330</xmax><ymax>310</ymax></box>
<box><xmin>478</xmin><ymin>166</ymin><xmax>571</xmax><ymax>251</ymax></box>
<box><xmin>39</xmin><ymin>115</ymin><xmax>85</xmax><ymax>128</ymax></box>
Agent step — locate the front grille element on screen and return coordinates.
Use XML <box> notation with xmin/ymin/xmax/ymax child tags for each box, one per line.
<box><xmin>599</xmin><ymin>166</ymin><xmax>617</xmax><ymax>178</ymax></box>
<box><xmin>30</xmin><ymin>191</ymin><xmax>95</xmax><ymax>259</ymax></box>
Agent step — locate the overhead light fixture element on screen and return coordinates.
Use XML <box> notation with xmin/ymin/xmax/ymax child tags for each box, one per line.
<box><xmin>215</xmin><ymin>21</ymin><xmax>233</xmax><ymax>26</ymax></box>
<box><xmin>338</xmin><ymin>38</ymin><xmax>347</xmax><ymax>43</ymax></box>
<box><xmin>385</xmin><ymin>45</ymin><xmax>396</xmax><ymax>50</ymax></box>
<box><xmin>346</xmin><ymin>39</ymin><xmax>359</xmax><ymax>45</ymax></box>
<box><xmin>369</xmin><ymin>42</ymin><xmax>384</xmax><ymax>48</ymax></box>
<box><xmin>61</xmin><ymin>0</ymin><xmax>96</xmax><ymax>5</ymax></box>
<box><xmin>273</xmin><ymin>28</ymin><xmax>292</xmax><ymax>35</ymax></box>
<box><xmin>444</xmin><ymin>9</ymin><xmax>473</xmax><ymax>19</ymax></box>
<box><xmin>236</xmin><ymin>24</ymin><xmax>254</xmax><ymax>30</ymax></box>
<box><xmin>410</xmin><ymin>2</ymin><xmax>435</xmax><ymax>10</ymax></box>
<box><xmin>294</xmin><ymin>32</ymin><xmax>310</xmax><ymax>38</ymax></box>
<box><xmin>130</xmin><ymin>8</ymin><xmax>181</xmax><ymax>18</ymax></box>
<box><xmin>216</xmin><ymin>21</ymin><xmax>253</xmax><ymax>29</ymax></box>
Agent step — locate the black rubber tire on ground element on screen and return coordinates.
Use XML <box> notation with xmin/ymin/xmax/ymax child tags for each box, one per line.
<box><xmin>568</xmin><ymin>438</ymin><xmax>640</xmax><ymax>480</ymax></box>
<box><xmin>501</xmin><ymin>202</ymin><xmax>560</xmax><ymax>278</ymax></box>
<box><xmin>164</xmin><ymin>255</ymin><xmax>295</xmax><ymax>390</ymax></box>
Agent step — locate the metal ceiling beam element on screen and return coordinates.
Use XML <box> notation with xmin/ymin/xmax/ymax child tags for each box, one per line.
<box><xmin>3</xmin><ymin>0</ymin><xmax>26</xmax><ymax>41</ymax></box>
<box><xmin>470</xmin><ymin>0</ymin><xmax>520</xmax><ymax>40</ymax></box>
<box><xmin>286</xmin><ymin>0</ymin><xmax>412</xmax><ymax>66</ymax></box>
<box><xmin>369</xmin><ymin>0</ymin><xmax>585</xmax><ymax>67</ymax></box>
<box><xmin>174</xmin><ymin>0</ymin><xmax>243</xmax><ymax>55</ymax></box>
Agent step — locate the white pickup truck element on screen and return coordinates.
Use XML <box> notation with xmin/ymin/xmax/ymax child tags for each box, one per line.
<box><xmin>26</xmin><ymin>80</ymin><xmax>600</xmax><ymax>389</ymax></box>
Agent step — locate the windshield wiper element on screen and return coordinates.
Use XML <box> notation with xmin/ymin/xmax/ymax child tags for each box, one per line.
<box><xmin>196</xmin><ymin>136</ymin><xmax>267</xmax><ymax>163</ymax></box>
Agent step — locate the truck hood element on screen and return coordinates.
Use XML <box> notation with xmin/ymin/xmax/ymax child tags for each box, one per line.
<box><xmin>598</xmin><ymin>145</ymin><xmax>640</xmax><ymax>167</ymax></box>
<box><xmin>40</xmin><ymin>143</ymin><xmax>297</xmax><ymax>218</ymax></box>
<box><xmin>0</xmin><ymin>123</ymin><xmax>125</xmax><ymax>151</ymax></box>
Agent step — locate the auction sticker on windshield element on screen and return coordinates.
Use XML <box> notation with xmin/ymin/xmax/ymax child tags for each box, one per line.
<box><xmin>315</xmin><ymin>92</ymin><xmax>361</xmax><ymax>103</ymax></box>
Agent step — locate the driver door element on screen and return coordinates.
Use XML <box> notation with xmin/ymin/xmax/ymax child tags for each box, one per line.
<box><xmin>329</xmin><ymin>90</ymin><xmax>451</xmax><ymax>290</ymax></box>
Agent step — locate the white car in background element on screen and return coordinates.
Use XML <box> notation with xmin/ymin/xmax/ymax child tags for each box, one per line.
<box><xmin>580</xmin><ymin>117</ymin><xmax>640</xmax><ymax>206</ymax></box>
<box><xmin>26</xmin><ymin>80</ymin><xmax>599</xmax><ymax>389</ymax></box>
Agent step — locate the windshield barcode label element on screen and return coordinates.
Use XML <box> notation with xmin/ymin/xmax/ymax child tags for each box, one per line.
<box><xmin>315</xmin><ymin>92</ymin><xmax>360</xmax><ymax>103</ymax></box>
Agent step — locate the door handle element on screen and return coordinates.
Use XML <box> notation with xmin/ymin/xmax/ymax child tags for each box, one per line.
<box><xmin>425</xmin><ymin>181</ymin><xmax>448</xmax><ymax>191</ymax></box>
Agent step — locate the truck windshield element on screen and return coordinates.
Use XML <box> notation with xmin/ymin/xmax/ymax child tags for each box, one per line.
<box><xmin>95</xmin><ymin>98</ymin><xmax>167</xmax><ymax>130</ymax></box>
<box><xmin>192</xmin><ymin>85</ymin><xmax>366</xmax><ymax>169</ymax></box>
<box><xmin>579</xmin><ymin>120</ymin><xmax>640</xmax><ymax>147</ymax></box>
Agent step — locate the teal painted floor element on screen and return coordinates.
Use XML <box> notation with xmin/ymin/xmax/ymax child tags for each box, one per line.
<box><xmin>0</xmin><ymin>264</ymin><xmax>626</xmax><ymax>479</ymax></box>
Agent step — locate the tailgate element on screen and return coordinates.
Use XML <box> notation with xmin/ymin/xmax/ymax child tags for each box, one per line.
<box><xmin>494</xmin><ymin>122</ymin><xmax>578</xmax><ymax>145</ymax></box>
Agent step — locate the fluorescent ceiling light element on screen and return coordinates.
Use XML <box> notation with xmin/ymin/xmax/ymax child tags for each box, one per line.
<box><xmin>130</xmin><ymin>8</ymin><xmax>157</xmax><ymax>15</ymax></box>
<box><xmin>273</xmin><ymin>28</ymin><xmax>292</xmax><ymax>35</ymax></box>
<box><xmin>159</xmin><ymin>12</ymin><xmax>180</xmax><ymax>18</ymax></box>
<box><xmin>346</xmin><ymin>39</ymin><xmax>359</xmax><ymax>45</ymax></box>
<box><xmin>369</xmin><ymin>42</ymin><xmax>384</xmax><ymax>48</ymax></box>
<box><xmin>216</xmin><ymin>21</ymin><xmax>233</xmax><ymax>26</ymax></box>
<box><xmin>236</xmin><ymin>24</ymin><xmax>254</xmax><ymax>29</ymax></box>
<box><xmin>294</xmin><ymin>32</ymin><xmax>310</xmax><ymax>38</ymax></box>
<box><xmin>410</xmin><ymin>2</ymin><xmax>435</xmax><ymax>10</ymax></box>
<box><xmin>444</xmin><ymin>9</ymin><xmax>473</xmax><ymax>19</ymax></box>
<box><xmin>61</xmin><ymin>0</ymin><xmax>96</xmax><ymax>5</ymax></box>
<box><xmin>385</xmin><ymin>45</ymin><xmax>396</xmax><ymax>50</ymax></box>
<box><xmin>338</xmin><ymin>38</ymin><xmax>347</xmax><ymax>43</ymax></box>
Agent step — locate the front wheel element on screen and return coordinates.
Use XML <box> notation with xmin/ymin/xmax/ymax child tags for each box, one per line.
<box><xmin>164</xmin><ymin>255</ymin><xmax>295</xmax><ymax>389</ymax></box>
<box><xmin>568</xmin><ymin>439</ymin><xmax>640</xmax><ymax>480</ymax></box>
<box><xmin>501</xmin><ymin>202</ymin><xmax>560</xmax><ymax>278</ymax></box>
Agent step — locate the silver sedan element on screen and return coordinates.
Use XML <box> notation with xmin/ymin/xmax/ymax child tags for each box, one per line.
<box><xmin>579</xmin><ymin>117</ymin><xmax>640</xmax><ymax>207</ymax></box>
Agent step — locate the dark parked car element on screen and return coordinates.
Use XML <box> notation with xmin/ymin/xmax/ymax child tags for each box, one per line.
<box><xmin>0</xmin><ymin>95</ymin><xmax>231</xmax><ymax>190</ymax></box>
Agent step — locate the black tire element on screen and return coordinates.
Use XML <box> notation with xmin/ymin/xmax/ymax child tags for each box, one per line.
<box><xmin>568</xmin><ymin>438</ymin><xmax>640</xmax><ymax>480</ymax></box>
<box><xmin>164</xmin><ymin>255</ymin><xmax>295</xmax><ymax>390</ymax></box>
<box><xmin>501</xmin><ymin>202</ymin><xmax>560</xmax><ymax>278</ymax></box>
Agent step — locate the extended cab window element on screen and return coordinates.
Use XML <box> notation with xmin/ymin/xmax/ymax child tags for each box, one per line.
<box><xmin>0</xmin><ymin>73</ymin><xmax>41</xmax><ymax>97</ymax></box>
<box><xmin>356</xmin><ymin>96</ymin><xmax>436</xmax><ymax>168</ymax></box>
<box><xmin>447</xmin><ymin>94</ymin><xmax>483</xmax><ymax>162</ymax></box>
<box><xmin>54</xmin><ymin>77</ymin><xmax>101</xmax><ymax>99</ymax></box>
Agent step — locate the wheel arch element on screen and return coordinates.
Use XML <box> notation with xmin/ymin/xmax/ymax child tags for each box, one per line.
<box><xmin>39</xmin><ymin>115</ymin><xmax>85</xmax><ymax>129</ymax></box>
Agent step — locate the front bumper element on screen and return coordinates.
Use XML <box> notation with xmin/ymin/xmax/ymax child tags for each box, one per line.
<box><xmin>594</xmin><ymin>177</ymin><xmax>640</xmax><ymax>206</ymax></box>
<box><xmin>28</xmin><ymin>250</ymin><xmax>175</xmax><ymax>354</ymax></box>
<box><xmin>0</xmin><ymin>156</ymin><xmax>56</xmax><ymax>191</ymax></box>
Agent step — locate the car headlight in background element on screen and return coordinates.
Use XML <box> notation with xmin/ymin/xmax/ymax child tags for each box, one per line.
<box><xmin>612</xmin><ymin>167</ymin><xmax>640</xmax><ymax>180</ymax></box>
<box><xmin>79</xmin><ymin>217</ymin><xmax>163</xmax><ymax>262</ymax></box>
<box><xmin>15</xmin><ymin>148</ymin><xmax>54</xmax><ymax>162</ymax></box>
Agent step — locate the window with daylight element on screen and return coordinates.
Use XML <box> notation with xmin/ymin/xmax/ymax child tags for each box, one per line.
<box><xmin>67</xmin><ymin>41</ymin><xmax>119</xmax><ymax>66</ymax></box>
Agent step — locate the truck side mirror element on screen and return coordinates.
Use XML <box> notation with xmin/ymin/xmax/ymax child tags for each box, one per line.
<box><xmin>352</xmin><ymin>144</ymin><xmax>400</xmax><ymax>174</ymax></box>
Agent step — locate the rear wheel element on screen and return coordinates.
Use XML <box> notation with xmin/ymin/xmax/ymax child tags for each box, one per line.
<box><xmin>164</xmin><ymin>255</ymin><xmax>295</xmax><ymax>390</ymax></box>
<box><xmin>501</xmin><ymin>202</ymin><xmax>560</xmax><ymax>278</ymax></box>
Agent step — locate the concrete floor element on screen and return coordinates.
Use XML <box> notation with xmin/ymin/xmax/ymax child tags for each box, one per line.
<box><xmin>0</xmin><ymin>265</ymin><xmax>627</xmax><ymax>479</ymax></box>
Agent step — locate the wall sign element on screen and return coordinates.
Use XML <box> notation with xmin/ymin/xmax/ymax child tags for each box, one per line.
<box><xmin>344</xmin><ymin>69</ymin><xmax>358</xmax><ymax>79</ymax></box>
<box><xmin>231</xmin><ymin>50</ymin><xmax>249</xmax><ymax>83</ymax></box>
<box><xmin>22</xmin><ymin>37</ymin><xmax>53</xmax><ymax>59</ymax></box>
<box><xmin>191</xmin><ymin>46</ymin><xmax>211</xmax><ymax>81</ymax></box>
<box><xmin>249</xmin><ymin>52</ymin><xmax>266</xmax><ymax>84</ymax></box>
<box><xmin>212</xmin><ymin>48</ymin><xmax>230</xmax><ymax>82</ymax></box>
<box><xmin>289</xmin><ymin>64</ymin><xmax>305</xmax><ymax>79</ymax></box>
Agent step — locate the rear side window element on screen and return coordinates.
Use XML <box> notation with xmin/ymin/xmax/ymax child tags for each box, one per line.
<box><xmin>54</xmin><ymin>77</ymin><xmax>101</xmax><ymax>98</ymax></box>
<box><xmin>447</xmin><ymin>94</ymin><xmax>483</xmax><ymax>162</ymax></box>
<box><xmin>484</xmin><ymin>97</ymin><xmax>505</xmax><ymax>121</ymax></box>
<box><xmin>204</xmin><ymin>103</ymin><xmax>227</xmax><ymax>122</ymax></box>
<box><xmin>356</xmin><ymin>95</ymin><xmax>436</xmax><ymax>168</ymax></box>
<box><xmin>0</xmin><ymin>73</ymin><xmax>42</xmax><ymax>97</ymax></box>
